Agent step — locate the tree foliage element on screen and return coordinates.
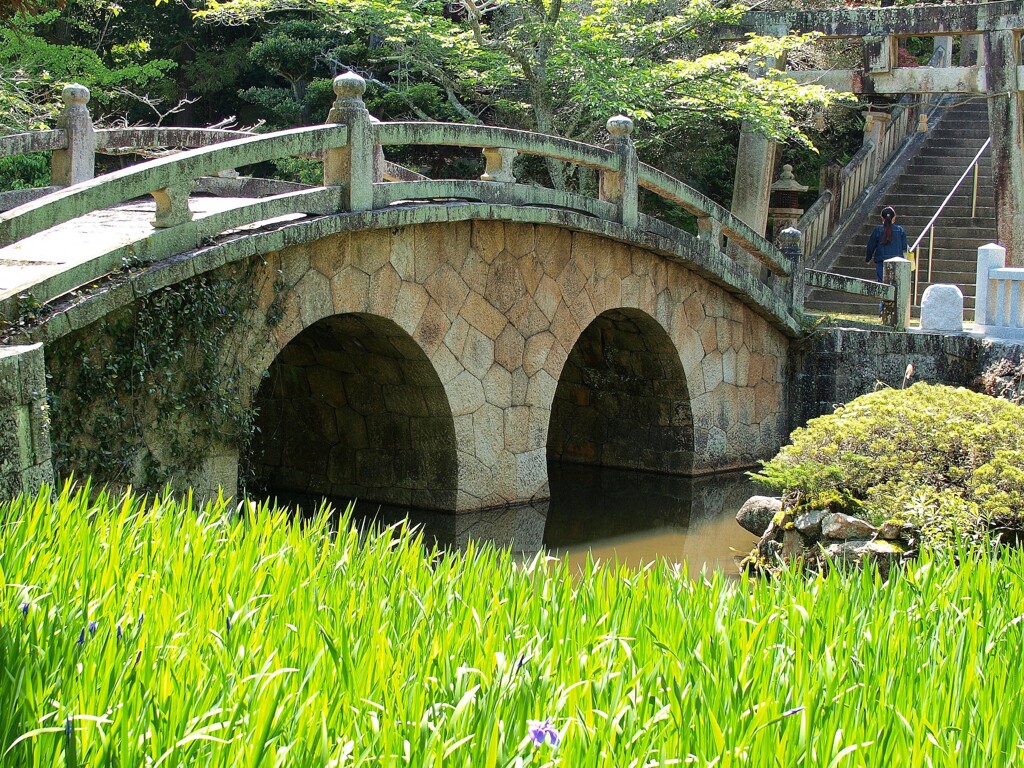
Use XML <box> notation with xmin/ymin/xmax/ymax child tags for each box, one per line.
<box><xmin>200</xmin><ymin>0</ymin><xmax>850</xmax><ymax>187</ymax></box>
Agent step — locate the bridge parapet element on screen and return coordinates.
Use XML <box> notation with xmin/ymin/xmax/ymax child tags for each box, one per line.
<box><xmin>0</xmin><ymin>73</ymin><xmax>802</xmax><ymax>334</ymax></box>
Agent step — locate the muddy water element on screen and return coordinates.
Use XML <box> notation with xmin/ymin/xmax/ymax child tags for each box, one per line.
<box><xmin>269</xmin><ymin>462</ymin><xmax>762</xmax><ymax>575</ymax></box>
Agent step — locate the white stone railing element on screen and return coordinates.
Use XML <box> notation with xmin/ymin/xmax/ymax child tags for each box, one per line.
<box><xmin>975</xmin><ymin>242</ymin><xmax>1024</xmax><ymax>339</ymax></box>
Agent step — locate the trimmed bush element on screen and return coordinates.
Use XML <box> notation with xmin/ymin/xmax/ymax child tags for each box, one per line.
<box><xmin>752</xmin><ymin>383</ymin><xmax>1024</xmax><ymax>547</ymax></box>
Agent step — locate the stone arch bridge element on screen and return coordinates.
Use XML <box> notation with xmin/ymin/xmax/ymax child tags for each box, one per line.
<box><xmin>0</xmin><ymin>74</ymin><xmax>815</xmax><ymax>511</ymax></box>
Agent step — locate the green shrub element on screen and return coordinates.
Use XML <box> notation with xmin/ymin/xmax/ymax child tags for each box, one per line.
<box><xmin>752</xmin><ymin>383</ymin><xmax>1024</xmax><ymax>544</ymax></box>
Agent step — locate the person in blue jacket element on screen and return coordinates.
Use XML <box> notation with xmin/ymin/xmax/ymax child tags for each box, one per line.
<box><xmin>865</xmin><ymin>205</ymin><xmax>909</xmax><ymax>282</ymax></box>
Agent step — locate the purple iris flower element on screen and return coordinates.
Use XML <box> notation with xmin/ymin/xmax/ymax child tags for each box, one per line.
<box><xmin>527</xmin><ymin>719</ymin><xmax>560</xmax><ymax>747</ymax></box>
<box><xmin>20</xmin><ymin>602</ymin><xmax>29</xmax><ymax>617</ymax></box>
<box><xmin>88</xmin><ymin>621</ymin><xmax>97</xmax><ymax>636</ymax></box>
<box><xmin>117</xmin><ymin>624</ymin><xmax>123</xmax><ymax>641</ymax></box>
<box><xmin>77</xmin><ymin>628</ymin><xmax>85</xmax><ymax>646</ymax></box>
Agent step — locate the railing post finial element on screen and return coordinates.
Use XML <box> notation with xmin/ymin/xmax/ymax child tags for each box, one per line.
<box><xmin>52</xmin><ymin>83</ymin><xmax>95</xmax><ymax>186</ymax></box>
<box><xmin>330</xmin><ymin>71</ymin><xmax>367</xmax><ymax>108</ymax></box>
<box><xmin>778</xmin><ymin>226</ymin><xmax>805</xmax><ymax>315</ymax></box>
<box><xmin>325</xmin><ymin>71</ymin><xmax>374</xmax><ymax>211</ymax></box>
<box><xmin>602</xmin><ymin>115</ymin><xmax>638</xmax><ymax>228</ymax></box>
<box><xmin>606</xmin><ymin>115</ymin><xmax>633</xmax><ymax>143</ymax></box>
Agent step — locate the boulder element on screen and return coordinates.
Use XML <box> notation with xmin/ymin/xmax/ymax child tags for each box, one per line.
<box><xmin>822</xmin><ymin>512</ymin><xmax>877</xmax><ymax>541</ymax></box>
<box><xmin>824</xmin><ymin>539</ymin><xmax>905</xmax><ymax>578</ymax></box>
<box><xmin>736</xmin><ymin>495</ymin><xmax>782</xmax><ymax>536</ymax></box>
<box><xmin>794</xmin><ymin>508</ymin><xmax>828</xmax><ymax>539</ymax></box>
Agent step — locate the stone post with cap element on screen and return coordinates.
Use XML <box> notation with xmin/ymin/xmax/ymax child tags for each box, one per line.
<box><xmin>601</xmin><ymin>115</ymin><xmax>638</xmax><ymax>228</ymax></box>
<box><xmin>324</xmin><ymin>72</ymin><xmax>375</xmax><ymax>212</ymax></box>
<box><xmin>51</xmin><ymin>83</ymin><xmax>95</xmax><ymax>186</ymax></box>
<box><xmin>778</xmin><ymin>226</ymin><xmax>804</xmax><ymax>315</ymax></box>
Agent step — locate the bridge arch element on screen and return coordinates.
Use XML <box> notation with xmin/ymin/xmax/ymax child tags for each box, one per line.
<box><xmin>548</xmin><ymin>308</ymin><xmax>694</xmax><ymax>474</ymax></box>
<box><xmin>243</xmin><ymin>313</ymin><xmax>458</xmax><ymax>511</ymax></box>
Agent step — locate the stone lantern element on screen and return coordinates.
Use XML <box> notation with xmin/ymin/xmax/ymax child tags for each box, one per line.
<box><xmin>768</xmin><ymin>164</ymin><xmax>808</xmax><ymax>242</ymax></box>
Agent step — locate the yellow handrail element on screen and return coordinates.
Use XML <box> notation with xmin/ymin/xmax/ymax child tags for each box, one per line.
<box><xmin>909</xmin><ymin>136</ymin><xmax>991</xmax><ymax>303</ymax></box>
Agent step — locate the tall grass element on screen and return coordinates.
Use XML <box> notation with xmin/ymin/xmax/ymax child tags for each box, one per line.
<box><xmin>2</xmin><ymin>482</ymin><xmax>1023</xmax><ymax>766</ymax></box>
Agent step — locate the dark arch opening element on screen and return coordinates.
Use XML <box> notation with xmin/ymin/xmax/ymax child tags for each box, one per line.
<box><xmin>547</xmin><ymin>308</ymin><xmax>694</xmax><ymax>474</ymax></box>
<box><xmin>242</xmin><ymin>313</ymin><xmax>458</xmax><ymax>510</ymax></box>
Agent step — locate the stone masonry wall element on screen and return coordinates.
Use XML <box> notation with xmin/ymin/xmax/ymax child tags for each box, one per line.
<box><xmin>0</xmin><ymin>344</ymin><xmax>54</xmax><ymax>498</ymax></box>
<box><xmin>789</xmin><ymin>327</ymin><xmax>984</xmax><ymax>429</ymax></box>
<box><xmin>234</xmin><ymin>220</ymin><xmax>791</xmax><ymax>511</ymax></box>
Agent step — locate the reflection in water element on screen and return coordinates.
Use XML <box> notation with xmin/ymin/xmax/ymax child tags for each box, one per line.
<box><xmin>265</xmin><ymin>463</ymin><xmax>761</xmax><ymax>575</ymax></box>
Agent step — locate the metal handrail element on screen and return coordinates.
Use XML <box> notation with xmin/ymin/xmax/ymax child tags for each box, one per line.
<box><xmin>909</xmin><ymin>136</ymin><xmax>991</xmax><ymax>301</ymax></box>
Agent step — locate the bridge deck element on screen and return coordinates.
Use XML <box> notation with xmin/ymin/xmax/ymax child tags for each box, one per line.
<box><xmin>0</xmin><ymin>197</ymin><xmax>300</xmax><ymax>308</ymax></box>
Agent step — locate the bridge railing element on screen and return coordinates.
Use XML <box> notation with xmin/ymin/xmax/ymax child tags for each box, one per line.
<box><xmin>0</xmin><ymin>73</ymin><xmax>799</xmax><ymax>327</ymax></box>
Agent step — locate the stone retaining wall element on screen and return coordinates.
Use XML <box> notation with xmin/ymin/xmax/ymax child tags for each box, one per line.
<box><xmin>0</xmin><ymin>344</ymin><xmax>54</xmax><ymax>498</ymax></box>
<box><xmin>788</xmin><ymin>327</ymin><xmax>993</xmax><ymax>430</ymax></box>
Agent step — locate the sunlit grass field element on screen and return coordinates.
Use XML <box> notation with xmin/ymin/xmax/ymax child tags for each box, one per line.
<box><xmin>2</xmin><ymin>482</ymin><xmax>1023</xmax><ymax>766</ymax></box>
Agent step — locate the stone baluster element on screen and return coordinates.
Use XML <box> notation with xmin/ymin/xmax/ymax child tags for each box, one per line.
<box><xmin>480</xmin><ymin>147</ymin><xmax>518</xmax><ymax>182</ymax></box>
<box><xmin>601</xmin><ymin>115</ymin><xmax>638</xmax><ymax>228</ymax></box>
<box><xmin>324</xmin><ymin>72</ymin><xmax>374</xmax><ymax>211</ymax></box>
<box><xmin>778</xmin><ymin>226</ymin><xmax>804</xmax><ymax>315</ymax></box>
<box><xmin>51</xmin><ymin>84</ymin><xmax>95</xmax><ymax>186</ymax></box>
<box><xmin>151</xmin><ymin>183</ymin><xmax>193</xmax><ymax>228</ymax></box>
<box><xmin>696</xmin><ymin>216</ymin><xmax>723</xmax><ymax>252</ymax></box>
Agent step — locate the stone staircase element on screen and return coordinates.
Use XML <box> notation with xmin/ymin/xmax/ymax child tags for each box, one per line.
<box><xmin>805</xmin><ymin>99</ymin><xmax>994</xmax><ymax>320</ymax></box>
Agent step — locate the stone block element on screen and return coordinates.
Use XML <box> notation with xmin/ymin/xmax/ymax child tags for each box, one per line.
<box><xmin>448</xmin><ymin>370</ymin><xmax>486</xmax><ymax>416</ymax></box>
<box><xmin>425</xmin><ymin>263</ymin><xmax>470</xmax><ymax>320</ymax></box>
<box><xmin>525</xmin><ymin>369</ymin><xmax>556</xmax><ymax>409</ymax></box>
<box><xmin>523</xmin><ymin>332</ymin><xmax>555</xmax><ymax>377</ymax></box>
<box><xmin>310</xmin><ymin>234</ymin><xmax>349</xmax><ymax>277</ymax></box>
<box><xmin>920</xmin><ymin>284</ymin><xmax>964</xmax><ymax>333</ymax></box>
<box><xmin>390</xmin><ymin>228</ymin><xmax>415</xmax><ymax>280</ymax></box>
<box><xmin>482</xmin><ymin>364</ymin><xmax>513</xmax><ymax>408</ymax></box>
<box><xmin>701</xmin><ymin>350</ymin><xmax>724</xmax><ymax>392</ymax></box>
<box><xmin>415</xmin><ymin>300</ymin><xmax>451</xmax><ymax>356</ymax></box>
<box><xmin>460</xmin><ymin>326</ymin><xmax>495</xmax><ymax>380</ymax></box>
<box><xmin>508</xmin><ymin>296</ymin><xmax>549</xmax><ymax>338</ymax></box>
<box><xmin>330</xmin><ymin>266</ymin><xmax>370</xmax><ymax>314</ymax></box>
<box><xmin>430</xmin><ymin>344</ymin><xmax>462</xmax><ymax>385</ymax></box>
<box><xmin>368</xmin><ymin>263</ymin><xmax>402</xmax><ymax>317</ymax></box>
<box><xmin>351</xmin><ymin>229</ymin><xmax>391</xmax><ymax>276</ymax></box>
<box><xmin>0</xmin><ymin>349</ymin><xmax>21</xmax><ymax>409</ymax></box>
<box><xmin>390</xmin><ymin>282</ymin><xmax>429</xmax><ymax>336</ymax></box>
<box><xmin>471</xmin><ymin>221</ymin><xmax>504</xmax><ymax>263</ymax></box>
<box><xmin>414</xmin><ymin>224</ymin><xmax>446</xmax><ymax>282</ymax></box>
<box><xmin>462</xmin><ymin>291</ymin><xmax>508</xmax><ymax>340</ymax></box>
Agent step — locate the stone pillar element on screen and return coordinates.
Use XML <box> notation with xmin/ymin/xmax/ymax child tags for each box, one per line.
<box><xmin>862</xmin><ymin>111</ymin><xmax>892</xmax><ymax>176</ymax></box>
<box><xmin>819</xmin><ymin>163</ymin><xmax>843</xmax><ymax>227</ymax></box>
<box><xmin>600</xmin><ymin>115</ymin><xmax>638</xmax><ymax>228</ymax></box>
<box><xmin>729</xmin><ymin>53</ymin><xmax>786</xmax><ymax>239</ymax></box>
<box><xmin>51</xmin><ymin>84</ymin><xmax>95</xmax><ymax>186</ymax></box>
<box><xmin>778</xmin><ymin>226</ymin><xmax>804</xmax><ymax>315</ymax></box>
<box><xmin>324</xmin><ymin>72</ymin><xmax>374</xmax><ymax>211</ymax></box>
<box><xmin>882</xmin><ymin>257</ymin><xmax>913</xmax><ymax>330</ymax></box>
<box><xmin>730</xmin><ymin>123</ymin><xmax>778</xmax><ymax>237</ymax></box>
<box><xmin>974</xmin><ymin>242</ymin><xmax>1006</xmax><ymax>327</ymax></box>
<box><xmin>983</xmin><ymin>29</ymin><xmax>1024</xmax><ymax>265</ymax></box>
<box><xmin>0</xmin><ymin>344</ymin><xmax>54</xmax><ymax>499</ymax></box>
